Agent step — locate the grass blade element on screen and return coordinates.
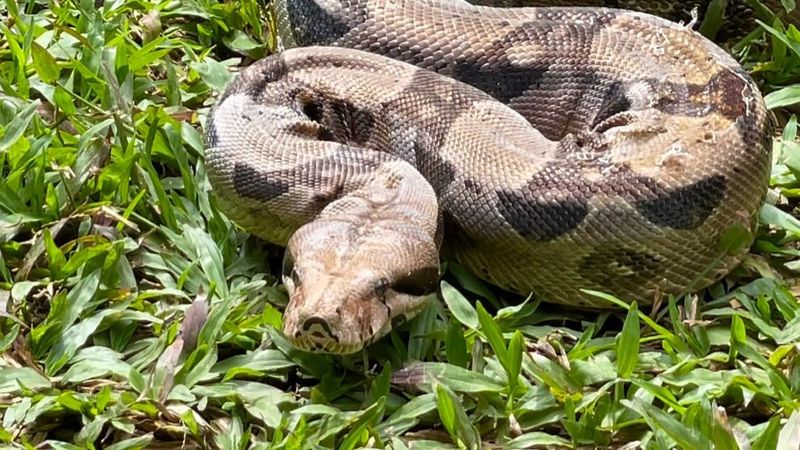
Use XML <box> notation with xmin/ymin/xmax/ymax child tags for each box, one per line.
<box><xmin>616</xmin><ymin>301</ymin><xmax>640</xmax><ymax>379</ymax></box>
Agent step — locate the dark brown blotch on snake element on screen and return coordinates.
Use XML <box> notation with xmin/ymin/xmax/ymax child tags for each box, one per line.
<box><xmin>631</xmin><ymin>174</ymin><xmax>727</xmax><ymax>230</ymax></box>
<box><xmin>495</xmin><ymin>164</ymin><xmax>592</xmax><ymax>241</ymax></box>
<box><xmin>233</xmin><ymin>162</ymin><xmax>293</xmax><ymax>203</ymax></box>
<box><xmin>284</xmin><ymin>0</ymin><xmax>365</xmax><ymax>45</ymax></box>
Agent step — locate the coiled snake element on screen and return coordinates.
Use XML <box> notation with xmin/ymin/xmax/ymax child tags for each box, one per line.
<box><xmin>205</xmin><ymin>0</ymin><xmax>773</xmax><ymax>353</ymax></box>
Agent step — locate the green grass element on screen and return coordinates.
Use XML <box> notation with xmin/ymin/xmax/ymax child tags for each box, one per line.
<box><xmin>2</xmin><ymin>0</ymin><xmax>800</xmax><ymax>448</ymax></box>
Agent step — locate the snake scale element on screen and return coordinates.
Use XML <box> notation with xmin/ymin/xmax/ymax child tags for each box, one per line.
<box><xmin>205</xmin><ymin>0</ymin><xmax>773</xmax><ymax>353</ymax></box>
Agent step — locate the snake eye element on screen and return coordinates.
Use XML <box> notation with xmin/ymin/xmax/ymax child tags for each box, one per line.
<box><xmin>282</xmin><ymin>252</ymin><xmax>300</xmax><ymax>287</ymax></box>
<box><xmin>294</xmin><ymin>95</ymin><xmax>335</xmax><ymax>141</ymax></box>
<box><xmin>301</xmin><ymin>99</ymin><xmax>324</xmax><ymax>122</ymax></box>
<box><xmin>392</xmin><ymin>266</ymin><xmax>439</xmax><ymax>296</ymax></box>
<box><xmin>374</xmin><ymin>277</ymin><xmax>390</xmax><ymax>300</ymax></box>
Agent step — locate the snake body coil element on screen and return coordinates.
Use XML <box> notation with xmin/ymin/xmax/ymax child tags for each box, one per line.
<box><xmin>205</xmin><ymin>0</ymin><xmax>771</xmax><ymax>353</ymax></box>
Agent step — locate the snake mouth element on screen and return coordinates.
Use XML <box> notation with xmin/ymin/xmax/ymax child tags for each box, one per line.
<box><xmin>287</xmin><ymin>335</ymin><xmax>366</xmax><ymax>355</ymax></box>
<box><xmin>284</xmin><ymin>316</ymin><xmax>391</xmax><ymax>354</ymax></box>
<box><xmin>282</xmin><ymin>293</ymin><xmax>393</xmax><ymax>354</ymax></box>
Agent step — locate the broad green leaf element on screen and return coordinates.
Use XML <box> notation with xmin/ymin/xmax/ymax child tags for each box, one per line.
<box><xmin>45</xmin><ymin>310</ymin><xmax>112</xmax><ymax>375</ymax></box>
<box><xmin>42</xmin><ymin>442</ymin><xmax>82</xmax><ymax>450</ymax></box>
<box><xmin>103</xmin><ymin>434</ymin><xmax>153</xmax><ymax>450</ymax></box>
<box><xmin>392</xmin><ymin>362</ymin><xmax>505</xmax><ymax>393</ymax></box>
<box><xmin>407</xmin><ymin>297</ymin><xmax>438</xmax><ymax>360</ymax></box>
<box><xmin>176</xmin><ymin>344</ymin><xmax>217</xmax><ymax>389</ymax></box>
<box><xmin>244</xmin><ymin>396</ymin><xmax>285</xmax><ymax>429</ymax></box>
<box><xmin>476</xmin><ymin>302</ymin><xmax>508</xmax><ymax>365</ymax></box>
<box><xmin>765</xmin><ymin>84</ymin><xmax>800</xmax><ymax>109</ymax></box>
<box><xmin>506</xmin><ymin>432</ymin><xmax>571</xmax><ymax>449</ymax></box>
<box><xmin>777</xmin><ymin>410</ymin><xmax>800</xmax><ymax>450</ymax></box>
<box><xmin>184</xmin><ymin>226</ymin><xmax>228</xmax><ymax>297</ymax></box>
<box><xmin>506</xmin><ymin>330</ymin><xmax>524</xmax><ymax>393</ymax></box>
<box><xmin>446</xmin><ymin>262</ymin><xmax>499</xmax><ymax>307</ymax></box>
<box><xmin>0</xmin><ymin>367</ymin><xmax>50</xmax><ymax>393</ymax></box>
<box><xmin>182</xmin><ymin>410</ymin><xmax>201</xmax><ymax>438</ymax></box>
<box><xmin>213</xmin><ymin>349</ymin><xmax>294</xmax><ymax>379</ymax></box>
<box><xmin>339</xmin><ymin>398</ymin><xmax>385</xmax><ymax>450</ymax></box>
<box><xmin>623</xmin><ymin>398</ymin><xmax>712</xmax><ymax>449</ymax></box>
<box><xmin>616</xmin><ymin>301</ymin><xmax>640</xmax><ymax>378</ymax></box>
<box><xmin>0</xmin><ymin>323</ymin><xmax>20</xmax><ymax>353</ymax></box>
<box><xmin>761</xmin><ymin>203</ymin><xmax>800</xmax><ymax>237</ymax></box>
<box><xmin>128</xmin><ymin>367</ymin><xmax>146</xmax><ymax>394</ymax></box>
<box><xmin>752</xmin><ymin>416</ymin><xmax>782</xmax><ymax>450</ymax></box>
<box><xmin>75</xmin><ymin>416</ymin><xmax>107</xmax><ymax>449</ymax></box>
<box><xmin>128</xmin><ymin>37</ymin><xmax>173</xmax><ymax>72</ymax></box>
<box><xmin>377</xmin><ymin>394</ymin><xmax>437</xmax><ymax>437</ymax></box>
<box><xmin>759</xmin><ymin>20</ymin><xmax>800</xmax><ymax>60</ymax></box>
<box><xmin>3</xmin><ymin>396</ymin><xmax>31</xmax><ymax>430</ymax></box>
<box><xmin>436</xmin><ymin>382</ymin><xmax>456</xmax><ymax>436</ymax></box>
<box><xmin>0</xmin><ymin>100</ymin><xmax>40</xmax><ymax>153</ymax></box>
<box><xmin>435</xmin><ymin>382</ymin><xmax>479</xmax><ymax>450</ymax></box>
<box><xmin>43</xmin><ymin>228</ymin><xmax>66</xmax><ymax>278</ymax></box>
<box><xmin>698</xmin><ymin>0</ymin><xmax>727</xmax><ymax>39</ymax></box>
<box><xmin>445</xmin><ymin>320</ymin><xmax>468</xmax><ymax>368</ymax></box>
<box><xmin>2</xmin><ymin>24</ymin><xmax>29</xmax><ymax>97</ymax></box>
<box><xmin>31</xmin><ymin>42</ymin><xmax>60</xmax><ymax>83</ymax></box>
<box><xmin>191</xmin><ymin>58</ymin><xmax>235</xmax><ymax>92</ymax></box>
<box><xmin>261</xmin><ymin>303</ymin><xmax>283</xmax><ymax>329</ymax></box>
<box><xmin>61</xmin><ymin>268</ymin><xmax>101</xmax><ymax>331</ymax></box>
<box><xmin>729</xmin><ymin>314</ymin><xmax>747</xmax><ymax>362</ymax></box>
<box><xmin>53</xmin><ymin>86</ymin><xmax>76</xmax><ymax>114</ymax></box>
<box><xmin>365</xmin><ymin>362</ymin><xmax>392</xmax><ymax>407</ymax></box>
<box><xmin>526</xmin><ymin>352</ymin><xmax>575</xmax><ymax>394</ymax></box>
<box><xmin>198</xmin><ymin>294</ymin><xmax>234</xmax><ymax>348</ymax></box>
<box><xmin>441</xmin><ymin>280</ymin><xmax>479</xmax><ymax>329</ymax></box>
<box><xmin>61</xmin><ymin>347</ymin><xmax>133</xmax><ymax>384</ymax></box>
<box><xmin>630</xmin><ymin>379</ymin><xmax>685</xmax><ymax>414</ymax></box>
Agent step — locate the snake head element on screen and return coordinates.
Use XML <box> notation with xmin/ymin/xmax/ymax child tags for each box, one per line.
<box><xmin>281</xmin><ymin>221</ymin><xmax>439</xmax><ymax>354</ymax></box>
<box><xmin>279</xmin><ymin>160</ymin><xmax>441</xmax><ymax>354</ymax></box>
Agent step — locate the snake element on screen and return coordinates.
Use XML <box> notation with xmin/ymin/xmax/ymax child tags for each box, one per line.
<box><xmin>204</xmin><ymin>0</ymin><xmax>773</xmax><ymax>353</ymax></box>
<box><xmin>468</xmin><ymin>0</ymin><xmax>799</xmax><ymax>44</ymax></box>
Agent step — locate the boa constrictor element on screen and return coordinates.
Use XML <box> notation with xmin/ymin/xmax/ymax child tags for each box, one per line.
<box><xmin>469</xmin><ymin>0</ymin><xmax>799</xmax><ymax>44</ymax></box>
<box><xmin>205</xmin><ymin>0</ymin><xmax>772</xmax><ymax>353</ymax></box>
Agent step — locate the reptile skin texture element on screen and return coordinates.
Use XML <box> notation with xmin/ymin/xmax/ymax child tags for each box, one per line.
<box><xmin>205</xmin><ymin>0</ymin><xmax>772</xmax><ymax>352</ymax></box>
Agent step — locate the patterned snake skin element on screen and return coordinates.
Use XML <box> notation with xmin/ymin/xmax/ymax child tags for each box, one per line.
<box><xmin>205</xmin><ymin>0</ymin><xmax>772</xmax><ymax>353</ymax></box>
<box><xmin>470</xmin><ymin>0</ymin><xmax>799</xmax><ymax>44</ymax></box>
